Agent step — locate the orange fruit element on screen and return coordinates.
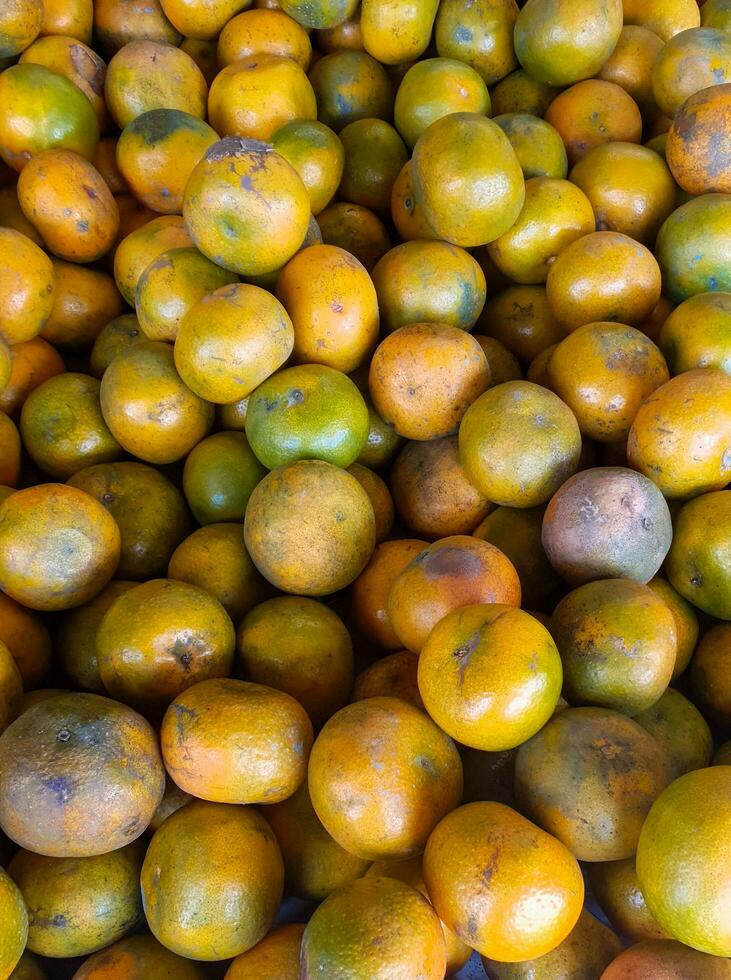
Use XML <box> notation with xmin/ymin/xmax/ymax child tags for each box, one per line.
<box><xmin>318</xmin><ymin>200</ymin><xmax>392</xmax><ymax>270</ymax></box>
<box><xmin>490</xmin><ymin>68</ymin><xmax>559</xmax><ymax>117</ymax></box>
<box><xmin>0</xmin><ymin>592</ymin><xmax>51</xmax><ymax>689</ymax></box>
<box><xmin>652</xmin><ymin>27</ymin><xmax>731</xmax><ymax>118</ymax></box>
<box><xmin>597</xmin><ymin>25</ymin><xmax>665</xmax><ymax>112</ymax></box>
<box><xmin>690</xmin><ymin>623</ymin><xmax>731</xmax><ymax>728</ymax></box>
<box><xmin>89</xmin><ymin>315</ymin><xmax>144</xmax><ymax>379</ymax></box>
<box><xmin>182</xmin><ymin>430</ymin><xmax>265</xmax><ymax>525</ymax></box>
<box><xmin>279</xmin><ymin>0</ymin><xmax>358</xmax><ymax>29</ymax></box>
<box><xmin>0</xmin><ymin>640</ymin><xmax>22</xmax><ymax>735</ymax></box>
<box><xmin>93</xmin><ymin>0</ymin><xmax>181</xmax><ymax>53</ymax></box>
<box><xmin>338</xmin><ymin>118</ymin><xmax>408</xmax><ymax>213</ymax></box>
<box><xmin>479</xmin><ymin>285</ymin><xmax>563</xmax><ymax>364</ymax></box>
<box><xmin>0</xmin><ymin>691</ymin><xmax>164</xmax><ymax>857</ymax></box>
<box><xmin>351</xmin><ymin>650</ymin><xmax>424</xmax><ymax>710</ymax></box>
<box><xmin>390</xmin><ymin>159</ymin><xmax>438</xmax><ymax>242</ymax></box>
<box><xmin>423</xmin><ymin>801</ymin><xmax>584</xmax><ymax>961</ymax></box>
<box><xmin>360</xmin><ymin>0</ymin><xmax>438</xmax><ymax>65</ymax></box>
<box><xmin>0</xmin><ymin>0</ymin><xmax>42</xmax><ymax>58</ymax></box>
<box><xmin>0</xmin><ymin>867</ymin><xmax>27</xmax><ymax>979</ymax></box>
<box><xmin>647</xmin><ymin>576</ymin><xmax>699</xmax><ymax>679</ymax></box>
<box><xmin>224</xmin><ymin>924</ymin><xmax>305</xmax><ymax>980</ymax></box>
<box><xmin>655</xmin><ymin>193</ymin><xmax>731</xmax><ymax>302</ymax></box>
<box><xmin>667</xmin><ymin>84</ymin><xmax>731</xmax><ymax>196</ymax></box>
<box><xmin>634</xmin><ymin>688</ymin><xmax>713</xmax><ymax>780</ymax></box>
<box><xmin>658</xmin><ymin>291</ymin><xmax>731</xmax><ymax>375</ymax></box>
<box><xmin>271</xmin><ymin>119</ymin><xmax>343</xmax><ymax>215</ymax></box>
<box><xmin>41</xmin><ymin>260</ymin><xmax>123</xmax><ymax>351</ymax></box>
<box><xmin>19</xmin><ymin>35</ymin><xmax>108</xmax><ymax>130</ymax></box>
<box><xmin>666</xmin><ymin>490</ymin><xmax>731</xmax><ymax>619</ymax></box>
<box><xmin>589</xmin><ymin>859</ymin><xmax>669</xmax><ymax>942</ymax></box>
<box><xmin>0</xmin><ymin>228</ymin><xmax>55</xmax><ymax>347</ymax></box>
<box><xmin>601</xmin><ymin>940</ymin><xmax>731</xmax><ymax>980</ymax></box>
<box><xmin>545</xmin><ymin>80</ymin><xmax>642</xmax><ymax>166</ymax></box>
<box><xmin>418</xmin><ymin>604</ymin><xmax>562</xmax><ymax>750</ymax></box>
<box><xmin>218</xmin><ymin>9</ymin><xmax>311</xmax><ymax>68</ymax></box>
<box><xmin>113</xmin><ymin>214</ymin><xmax>191</xmax><ymax>306</ymax></box>
<box><xmin>493</xmin><ymin>113</ymin><xmax>568</xmax><ymax>180</ymax></box>
<box><xmin>70</xmin><ymin>934</ymin><xmax>205</xmax><ymax>980</ymax></box>
<box><xmin>474</xmin><ymin>505</ymin><xmax>560</xmax><ymax>607</ymax></box>
<box><xmin>434</xmin><ymin>0</ymin><xmax>518</xmax><ymax>85</ymax></box>
<box><xmin>309</xmin><ymin>696</ymin><xmax>462</xmax><ymax>860</ymax></box>
<box><xmin>308</xmin><ymin>50</ymin><xmax>393</xmax><ymax>131</ymax></box>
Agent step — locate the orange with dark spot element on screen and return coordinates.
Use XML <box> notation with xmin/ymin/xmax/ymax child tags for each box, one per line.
<box><xmin>666</xmin><ymin>84</ymin><xmax>731</xmax><ymax>195</ymax></box>
<box><xmin>652</xmin><ymin>27</ymin><xmax>731</xmax><ymax>118</ymax></box>
<box><xmin>388</xmin><ymin>535</ymin><xmax>521</xmax><ymax>653</ymax></box>
<box><xmin>434</xmin><ymin>0</ymin><xmax>517</xmax><ymax>85</ymax></box>
<box><xmin>389</xmin><ymin>160</ymin><xmax>438</xmax><ymax>242</ymax></box>
<box><xmin>89</xmin><ymin>315</ymin><xmax>144</xmax><ymax>379</ymax></box>
<box><xmin>308</xmin><ymin>50</ymin><xmax>393</xmax><ymax>131</ymax></box>
<box><xmin>0</xmin><ymin>0</ymin><xmax>42</xmax><ymax>57</ymax></box>
<box><xmin>19</xmin><ymin>36</ymin><xmax>109</xmax><ymax>131</ymax></box>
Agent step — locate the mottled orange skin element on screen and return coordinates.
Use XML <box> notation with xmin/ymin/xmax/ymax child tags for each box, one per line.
<box><xmin>69</xmin><ymin>460</ymin><xmax>190</xmax><ymax>581</ymax></box>
<box><xmin>316</xmin><ymin>204</ymin><xmax>391</xmax><ymax>273</ymax></box>
<box><xmin>183</xmin><ymin>138</ymin><xmax>310</xmax><ymax>277</ymax></box>
<box><xmin>390</xmin><ymin>160</ymin><xmax>438</xmax><ymax>242</ymax></box>
<box><xmin>369</xmin><ymin>323</ymin><xmax>489</xmax><ymax>441</ymax></box>
<box><xmin>352</xmin><ymin>650</ymin><xmax>424</xmax><ymax>710</ymax></box>
<box><xmin>390</xmin><ymin>436</ymin><xmax>491</xmax><ymax>540</ymax></box>
<box><xmin>545</xmin><ymin>80</ymin><xmax>642</xmax><ymax>166</ymax></box>
<box><xmin>337</xmin><ymin>118</ymin><xmax>408</xmax><ymax>214</ymax></box>
<box><xmin>264</xmin><ymin>782</ymin><xmax>369</xmax><ymax>901</ymax></box>
<box><xmin>0</xmin><ymin>692</ymin><xmax>164</xmax><ymax>857</ymax></box>
<box><xmin>434</xmin><ymin>0</ymin><xmax>517</xmax><ymax>85</ymax></box>
<box><xmin>162</xmin><ymin>677</ymin><xmax>312</xmax><ymax>804</ymax></box>
<box><xmin>0</xmin><ymin>228</ymin><xmax>54</xmax><ymax>346</ymax></box>
<box><xmin>225</xmin><ymin>924</ymin><xmax>305</xmax><ymax>980</ymax></box>
<box><xmin>0</xmin><ymin>483</ymin><xmax>120</xmax><ymax>611</ymax></box>
<box><xmin>93</xmin><ymin>0</ymin><xmax>181</xmax><ymax>54</ymax></box>
<box><xmin>100</xmin><ymin>341</ymin><xmax>214</xmax><ymax>465</ymax></box>
<box><xmin>141</xmin><ymin>800</ymin><xmax>284</xmax><ymax>960</ymax></box>
<box><xmin>0</xmin><ymin>867</ymin><xmax>28</xmax><ymax>978</ymax></box>
<box><xmin>666</xmin><ymin>490</ymin><xmax>731</xmax><ymax>619</ymax></box>
<box><xmin>71</xmin><ymin>934</ymin><xmax>206</xmax><ymax>980</ymax></box>
<box><xmin>589</xmin><ymin>859</ymin><xmax>668</xmax><ymax>941</ymax></box>
<box><xmin>245</xmin><ymin>460</ymin><xmax>376</xmax><ymax>596</ymax></box>
<box><xmin>96</xmin><ymin>578</ymin><xmax>234</xmax><ymax>715</ymax></box>
<box><xmin>658</xmin><ymin>291</ymin><xmax>731</xmax><ymax>375</ymax></box>
<box><xmin>424</xmin><ymin>801</ymin><xmax>584</xmax><ymax>961</ymax></box>
<box><xmin>546</xmin><ymin>232</ymin><xmax>662</xmax><ymax>333</ymax></box>
<box><xmin>308</xmin><ymin>50</ymin><xmax>393</xmax><ymax>132</ymax></box>
<box><xmin>20</xmin><ymin>372</ymin><xmax>122</xmax><ymax>479</ymax></box>
<box><xmin>349</xmin><ymin>538</ymin><xmax>428</xmax><ymax>649</ymax></box>
<box><xmin>0</xmin><ymin>0</ymin><xmax>42</xmax><ymax>57</ymax></box>
<box><xmin>490</xmin><ymin>69</ymin><xmax>559</xmax><ymax>117</ymax></box>
<box><xmin>42</xmin><ymin>261</ymin><xmax>122</xmax><ymax>351</ymax></box>
<box><xmin>597</xmin><ymin>25</ymin><xmax>665</xmax><ymax>112</ymax></box>
<box><xmin>309</xmin><ymin>696</ymin><xmax>462</xmax><ymax>860</ymax></box>
<box><xmin>105</xmin><ymin>40</ymin><xmax>207</xmax><ymax>129</ymax></box>
<box><xmin>19</xmin><ymin>36</ymin><xmax>108</xmax><ymax>130</ymax></box>
<box><xmin>652</xmin><ymin>27</ymin><xmax>731</xmax><ymax>117</ymax></box>
<box><xmin>219</xmin><ymin>8</ymin><xmax>311</xmax><ymax>67</ymax></box>
<box><xmin>276</xmin><ymin>244</ymin><xmax>379</xmax><ymax>374</ymax></box>
<box><xmin>302</xmin><ymin>875</ymin><xmax>446</xmax><ymax>979</ymax></box>
<box><xmin>515</xmin><ymin>707</ymin><xmax>672</xmax><ymax>861</ymax></box>
<box><xmin>17</xmin><ymin>150</ymin><xmax>119</xmax><ymax>263</ymax></box>
<box><xmin>627</xmin><ymin>368</ymin><xmax>731</xmax><ymax>498</ymax></box>
<box><xmin>113</xmin><ymin>214</ymin><xmax>191</xmax><ymax>305</ymax></box>
<box><xmin>667</xmin><ymin>84</ymin><xmax>731</xmax><ymax>195</ymax></box>
<box><xmin>388</xmin><ymin>535</ymin><xmax>521</xmax><ymax>653</ymax></box>
<box><xmin>395</xmin><ymin>58</ymin><xmax>490</xmax><ymax>151</ymax></box>
<box><xmin>487</xmin><ymin>177</ymin><xmax>595</xmax><ymax>284</ymax></box>
<box><xmin>601</xmin><ymin>940</ymin><xmax>731</xmax><ymax>980</ymax></box>
<box><xmin>0</xmin><ymin>592</ymin><xmax>51</xmax><ymax>688</ymax></box>
<box><xmin>570</xmin><ymin>142</ymin><xmax>676</xmax><ymax>245</ymax></box>
<box><xmin>547</xmin><ymin>322</ymin><xmax>670</xmax><ymax>442</ymax></box>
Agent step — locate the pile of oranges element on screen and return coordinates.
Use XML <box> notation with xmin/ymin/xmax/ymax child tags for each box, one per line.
<box><xmin>0</xmin><ymin>0</ymin><xmax>730</xmax><ymax>976</ymax></box>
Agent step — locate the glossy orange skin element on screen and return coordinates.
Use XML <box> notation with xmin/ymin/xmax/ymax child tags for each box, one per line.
<box><xmin>473</xmin><ymin>506</ymin><xmax>558</xmax><ymax>607</ymax></box>
<box><xmin>487</xmin><ymin>177</ymin><xmax>595</xmax><ymax>284</ymax></box>
<box><xmin>280</xmin><ymin>0</ymin><xmax>358</xmax><ymax>28</ymax></box>
<box><xmin>666</xmin><ymin>490</ymin><xmax>731</xmax><ymax>619</ymax></box>
<box><xmin>271</xmin><ymin>119</ymin><xmax>344</xmax><ymax>216</ymax></box>
<box><xmin>41</xmin><ymin>261</ymin><xmax>122</xmax><ymax>351</ymax></box>
<box><xmin>352</xmin><ymin>650</ymin><xmax>424</xmax><ymax>710</ymax></box>
<box><xmin>459</xmin><ymin>380</ymin><xmax>581</xmax><ymax>507</ymax></box>
<box><xmin>338</xmin><ymin>118</ymin><xmax>408</xmax><ymax>213</ymax></box>
<box><xmin>390</xmin><ymin>436</ymin><xmax>491</xmax><ymax>540</ymax></box>
<box><xmin>116</xmin><ymin>109</ymin><xmax>218</xmax><ymax>215</ymax></box>
<box><xmin>388</xmin><ymin>534</ymin><xmax>521</xmax><ymax>653</ymax></box>
<box><xmin>277</xmin><ymin>244</ymin><xmax>378</xmax><ymax>373</ymax></box>
<box><xmin>184</xmin><ymin>138</ymin><xmax>310</xmax><ymax>277</ymax></box>
<box><xmin>0</xmin><ymin>228</ymin><xmax>54</xmax><ymax>346</ymax></box>
<box><xmin>479</xmin><ymin>285</ymin><xmax>563</xmax><ymax>364</ymax></box>
<box><xmin>88</xmin><ymin>315</ymin><xmax>142</xmax><ymax>378</ymax></box>
<box><xmin>0</xmin><ymin>0</ymin><xmax>42</xmax><ymax>57</ymax></box>
<box><xmin>514</xmin><ymin>0</ymin><xmax>622</xmax><ymax>87</ymax></box>
<box><xmin>689</xmin><ymin>624</ymin><xmax>731</xmax><ymax>728</ymax></box>
<box><xmin>96</xmin><ymin>578</ymin><xmax>235</xmax><ymax>715</ymax></box>
<box><xmin>19</xmin><ymin>36</ymin><xmax>108</xmax><ymax>131</ymax></box>
<box><xmin>181</xmin><ymin>430</ymin><xmax>265</xmax><ymax>525</ymax></box>
<box><xmin>490</xmin><ymin>69</ymin><xmax>559</xmax><ymax>116</ymax></box>
<box><xmin>545</xmin><ymin>80</ymin><xmax>642</xmax><ymax>167</ymax></box>
<box><xmin>0</xmin><ymin>63</ymin><xmax>99</xmax><ymax>172</ymax></box>
<box><xmin>237</xmin><ymin>594</ymin><xmax>352</xmax><ymax>730</ymax></box>
<box><xmin>652</xmin><ymin>27</ymin><xmax>731</xmax><ymax>118</ymax></box>
<box><xmin>570</xmin><ymin>143</ymin><xmax>675</xmax><ymax>245</ymax></box>
<box><xmin>264</xmin><ymin>782</ymin><xmax>369</xmax><ymax>901</ymax></box>
<box><xmin>71</xmin><ymin>934</ymin><xmax>206</xmax><ymax>980</ymax></box>
<box><xmin>372</xmin><ymin>240</ymin><xmax>486</xmax><ymax>332</ymax></box>
<box><xmin>624</xmin><ymin>0</ymin><xmax>699</xmax><ymax>41</ymax></box>
<box><xmin>141</xmin><ymin>800</ymin><xmax>284</xmax><ymax>960</ymax></box>
<box><xmin>411</xmin><ymin>112</ymin><xmax>525</xmax><ymax>248</ymax></box>
<box><xmin>369</xmin><ymin>323</ymin><xmax>489</xmax><ymax>441</ymax></box>
<box><xmin>18</xmin><ymin>150</ymin><xmax>119</xmax><ymax>263</ymax></box>
<box><xmin>659</xmin><ymin>291</ymin><xmax>731</xmax><ymax>375</ymax></box>
<box><xmin>309</xmin><ymin>696</ymin><xmax>462</xmax><ymax>860</ymax></box>
<box><xmin>0</xmin><ymin>692</ymin><xmax>164</xmax><ymax>857</ymax></box>
<box><xmin>628</xmin><ymin>368</ymin><xmax>731</xmax><ymax>498</ymax></box>
<box><xmin>589</xmin><ymin>859</ymin><xmax>668</xmax><ymax>941</ymax></box>
<box><xmin>389</xmin><ymin>159</ymin><xmax>438</xmax><ymax>242</ymax></box>
<box><xmin>69</xmin><ymin>460</ymin><xmax>190</xmax><ymax>581</ymax></box>
<box><xmin>219</xmin><ymin>8</ymin><xmax>311</xmax><ymax>67</ymax></box>
<box><xmin>57</xmin><ymin>581</ymin><xmax>135</xmax><ymax>694</ymax></box>
<box><xmin>547</xmin><ymin>322</ymin><xmax>670</xmax><ymax>442</ymax></box>
<box><xmin>39</xmin><ymin>0</ymin><xmax>91</xmax><ymax>41</ymax></box>
<box><xmin>515</xmin><ymin>707</ymin><xmax>672</xmax><ymax>861</ymax></box>
<box><xmin>100</xmin><ymin>341</ymin><xmax>214</xmax><ymax>464</ymax></box>
<box><xmin>361</xmin><ymin>0</ymin><xmax>438</xmax><ymax>65</ymax></box>
<box><xmin>105</xmin><ymin>40</ymin><xmax>207</xmax><ymax>129</ymax></box>
<box><xmin>395</xmin><ymin>58</ymin><xmax>490</xmax><ymax>151</ymax></box>
<box><xmin>419</xmin><ymin>604</ymin><xmax>562</xmax><ymax>751</ymax></box>
<box><xmin>434</xmin><ymin>0</ymin><xmax>517</xmax><ymax>85</ymax></box>
<box><xmin>493</xmin><ymin>113</ymin><xmax>567</xmax><ymax>181</ymax></box>
<box><xmin>113</xmin><ymin>214</ymin><xmax>191</xmax><ymax>306</ymax></box>
<box><xmin>308</xmin><ymin>50</ymin><xmax>393</xmax><ymax>131</ymax></box>
<box><xmin>597</xmin><ymin>25</ymin><xmax>664</xmax><ymax>112</ymax></box>
<box><xmin>424</xmin><ymin>801</ymin><xmax>583</xmax><ymax>961</ymax></box>
<box><xmin>0</xmin><ymin>413</ymin><xmax>20</xmax><ymax>487</ymax></box>
<box><xmin>168</xmin><ymin>524</ymin><xmax>268</xmax><ymax>623</ymax></box>
<box><xmin>93</xmin><ymin>0</ymin><xmax>181</xmax><ymax>53</ymax></box>
<box><xmin>0</xmin><ymin>592</ymin><xmax>51</xmax><ymax>688</ymax></box>
<box><xmin>225</xmin><ymin>925</ymin><xmax>305</xmax><ymax>980</ymax></box>
<box><xmin>601</xmin><ymin>940</ymin><xmax>731</xmax><ymax>980</ymax></box>
<box><xmin>162</xmin><ymin>677</ymin><xmax>312</xmax><ymax>804</ymax></box>
<box><xmin>667</xmin><ymin>84</ymin><xmax>731</xmax><ymax>195</ymax></box>
<box><xmin>318</xmin><ymin>201</ymin><xmax>392</xmax><ymax>270</ymax></box>
<box><xmin>349</xmin><ymin>538</ymin><xmax>428</xmax><ymax>649</ymax></box>
<box><xmin>302</xmin><ymin>875</ymin><xmax>446</xmax><ymax>979</ymax></box>
<box><xmin>0</xmin><ymin>483</ymin><xmax>120</xmax><ymax>611</ymax></box>
<box><xmin>546</xmin><ymin>232</ymin><xmax>662</xmax><ymax>333</ymax></box>
<box><xmin>245</xmin><ymin>460</ymin><xmax>376</xmax><ymax>596</ymax></box>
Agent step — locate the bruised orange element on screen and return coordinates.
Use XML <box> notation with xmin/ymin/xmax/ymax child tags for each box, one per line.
<box><xmin>666</xmin><ymin>84</ymin><xmax>731</xmax><ymax>196</ymax></box>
